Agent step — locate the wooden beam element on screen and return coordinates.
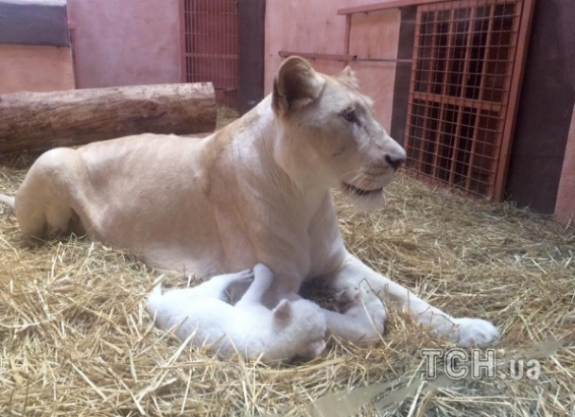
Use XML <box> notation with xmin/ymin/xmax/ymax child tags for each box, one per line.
<box><xmin>239</xmin><ymin>0</ymin><xmax>266</xmax><ymax>115</ymax></box>
<box><xmin>278</xmin><ymin>51</ymin><xmax>411</xmax><ymax>63</ymax></box>
<box><xmin>0</xmin><ymin>83</ymin><xmax>217</xmax><ymax>154</ymax></box>
<box><xmin>279</xmin><ymin>51</ymin><xmax>356</xmax><ymax>62</ymax></box>
<box><xmin>338</xmin><ymin>0</ymin><xmax>451</xmax><ymax>16</ymax></box>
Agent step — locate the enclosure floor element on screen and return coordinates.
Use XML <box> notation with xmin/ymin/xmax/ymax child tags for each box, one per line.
<box><xmin>0</xmin><ymin>129</ymin><xmax>574</xmax><ymax>416</ymax></box>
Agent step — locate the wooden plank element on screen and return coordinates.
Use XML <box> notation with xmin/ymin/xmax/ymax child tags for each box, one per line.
<box><xmin>238</xmin><ymin>0</ymin><xmax>265</xmax><ymax>115</ymax></box>
<box><xmin>279</xmin><ymin>51</ymin><xmax>356</xmax><ymax>62</ymax></box>
<box><xmin>390</xmin><ymin>6</ymin><xmax>417</xmax><ymax>146</ymax></box>
<box><xmin>278</xmin><ymin>51</ymin><xmax>412</xmax><ymax>63</ymax></box>
<box><xmin>493</xmin><ymin>0</ymin><xmax>537</xmax><ymax>201</ymax></box>
<box><xmin>338</xmin><ymin>0</ymin><xmax>450</xmax><ymax>15</ymax></box>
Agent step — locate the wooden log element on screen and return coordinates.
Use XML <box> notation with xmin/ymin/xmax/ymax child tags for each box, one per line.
<box><xmin>0</xmin><ymin>83</ymin><xmax>217</xmax><ymax>154</ymax></box>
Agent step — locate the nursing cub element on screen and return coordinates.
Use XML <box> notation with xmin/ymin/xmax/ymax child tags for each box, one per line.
<box><xmin>146</xmin><ymin>264</ymin><xmax>327</xmax><ymax>363</ymax></box>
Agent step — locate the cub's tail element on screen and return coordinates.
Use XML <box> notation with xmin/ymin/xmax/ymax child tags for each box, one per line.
<box><xmin>0</xmin><ymin>194</ymin><xmax>15</xmax><ymax>209</ymax></box>
<box><xmin>146</xmin><ymin>275</ymin><xmax>166</xmax><ymax>315</ymax></box>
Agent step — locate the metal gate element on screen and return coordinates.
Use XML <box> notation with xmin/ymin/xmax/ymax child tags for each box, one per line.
<box><xmin>404</xmin><ymin>0</ymin><xmax>534</xmax><ymax>200</ymax></box>
<box><xmin>181</xmin><ymin>0</ymin><xmax>239</xmax><ymax>109</ymax></box>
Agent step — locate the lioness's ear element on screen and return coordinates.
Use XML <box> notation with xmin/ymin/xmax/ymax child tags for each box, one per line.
<box><xmin>337</xmin><ymin>65</ymin><xmax>359</xmax><ymax>89</ymax></box>
<box><xmin>272</xmin><ymin>56</ymin><xmax>325</xmax><ymax>116</ymax></box>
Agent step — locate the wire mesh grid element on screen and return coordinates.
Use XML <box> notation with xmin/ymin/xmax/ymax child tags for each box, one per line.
<box><xmin>181</xmin><ymin>0</ymin><xmax>239</xmax><ymax>109</ymax></box>
<box><xmin>404</xmin><ymin>0</ymin><xmax>526</xmax><ymax>200</ymax></box>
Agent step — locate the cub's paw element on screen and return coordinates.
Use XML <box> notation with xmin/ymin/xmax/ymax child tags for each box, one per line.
<box><xmin>220</xmin><ymin>268</ymin><xmax>254</xmax><ymax>283</ymax></box>
<box><xmin>253</xmin><ymin>262</ymin><xmax>273</xmax><ymax>277</ymax></box>
<box><xmin>448</xmin><ymin>318</ymin><xmax>500</xmax><ymax>347</ymax></box>
<box><xmin>234</xmin><ymin>268</ymin><xmax>255</xmax><ymax>282</ymax></box>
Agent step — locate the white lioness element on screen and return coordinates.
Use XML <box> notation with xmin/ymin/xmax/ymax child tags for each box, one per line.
<box><xmin>0</xmin><ymin>56</ymin><xmax>498</xmax><ymax>346</ymax></box>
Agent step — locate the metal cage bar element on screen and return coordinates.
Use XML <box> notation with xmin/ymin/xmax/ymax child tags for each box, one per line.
<box><xmin>180</xmin><ymin>0</ymin><xmax>239</xmax><ymax>109</ymax></box>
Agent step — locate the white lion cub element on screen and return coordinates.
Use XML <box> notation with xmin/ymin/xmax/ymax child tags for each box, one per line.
<box><xmin>146</xmin><ymin>263</ymin><xmax>327</xmax><ymax>363</ymax></box>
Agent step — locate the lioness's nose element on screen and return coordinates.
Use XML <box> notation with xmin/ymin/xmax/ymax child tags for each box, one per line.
<box><xmin>385</xmin><ymin>154</ymin><xmax>406</xmax><ymax>171</ymax></box>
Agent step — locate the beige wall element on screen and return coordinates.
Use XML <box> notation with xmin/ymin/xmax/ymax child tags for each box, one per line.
<box><xmin>67</xmin><ymin>0</ymin><xmax>182</xmax><ymax>88</ymax></box>
<box><xmin>555</xmin><ymin>105</ymin><xmax>575</xmax><ymax>226</ymax></box>
<box><xmin>265</xmin><ymin>0</ymin><xmax>400</xmax><ymax>131</ymax></box>
<box><xmin>0</xmin><ymin>44</ymin><xmax>74</xmax><ymax>94</ymax></box>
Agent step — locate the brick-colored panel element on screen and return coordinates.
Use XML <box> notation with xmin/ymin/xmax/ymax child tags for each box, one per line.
<box><xmin>0</xmin><ymin>44</ymin><xmax>74</xmax><ymax>94</ymax></box>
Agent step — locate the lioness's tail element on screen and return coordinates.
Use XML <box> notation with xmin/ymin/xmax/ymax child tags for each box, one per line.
<box><xmin>0</xmin><ymin>194</ymin><xmax>15</xmax><ymax>209</ymax></box>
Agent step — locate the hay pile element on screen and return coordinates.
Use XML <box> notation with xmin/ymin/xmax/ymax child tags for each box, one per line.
<box><xmin>1</xmin><ymin>125</ymin><xmax>574</xmax><ymax>416</ymax></box>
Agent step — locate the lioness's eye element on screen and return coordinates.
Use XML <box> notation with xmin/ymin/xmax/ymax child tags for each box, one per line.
<box><xmin>341</xmin><ymin>108</ymin><xmax>358</xmax><ymax>124</ymax></box>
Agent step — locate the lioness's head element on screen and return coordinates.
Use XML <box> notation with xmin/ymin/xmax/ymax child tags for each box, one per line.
<box><xmin>272</xmin><ymin>56</ymin><xmax>406</xmax><ymax>211</ymax></box>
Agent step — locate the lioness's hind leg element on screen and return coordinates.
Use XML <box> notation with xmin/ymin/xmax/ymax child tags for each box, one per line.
<box><xmin>15</xmin><ymin>148</ymin><xmax>85</xmax><ymax>240</ymax></box>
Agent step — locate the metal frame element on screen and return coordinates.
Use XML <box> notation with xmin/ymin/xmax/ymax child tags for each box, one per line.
<box><xmin>403</xmin><ymin>0</ymin><xmax>535</xmax><ymax>200</ymax></box>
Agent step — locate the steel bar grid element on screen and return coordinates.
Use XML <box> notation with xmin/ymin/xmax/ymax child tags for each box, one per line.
<box><xmin>181</xmin><ymin>0</ymin><xmax>239</xmax><ymax>109</ymax></box>
<box><xmin>404</xmin><ymin>0</ymin><xmax>530</xmax><ymax>200</ymax></box>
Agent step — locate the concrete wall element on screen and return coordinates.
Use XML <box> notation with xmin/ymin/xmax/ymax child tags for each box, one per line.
<box><xmin>265</xmin><ymin>0</ymin><xmax>400</xmax><ymax>131</ymax></box>
<box><xmin>67</xmin><ymin>0</ymin><xmax>182</xmax><ymax>88</ymax></box>
<box><xmin>555</xmin><ymin>105</ymin><xmax>575</xmax><ymax>226</ymax></box>
<box><xmin>0</xmin><ymin>44</ymin><xmax>74</xmax><ymax>93</ymax></box>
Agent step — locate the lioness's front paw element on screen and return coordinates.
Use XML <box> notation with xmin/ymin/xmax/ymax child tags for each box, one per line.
<box><xmin>369</xmin><ymin>306</ymin><xmax>387</xmax><ymax>335</ymax></box>
<box><xmin>334</xmin><ymin>288</ymin><xmax>361</xmax><ymax>313</ymax></box>
<box><xmin>345</xmin><ymin>298</ymin><xmax>388</xmax><ymax>339</ymax></box>
<box><xmin>447</xmin><ymin>318</ymin><xmax>500</xmax><ymax>347</ymax></box>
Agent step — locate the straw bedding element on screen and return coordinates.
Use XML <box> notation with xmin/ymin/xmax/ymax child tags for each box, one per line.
<box><xmin>1</xmin><ymin>113</ymin><xmax>574</xmax><ymax>416</ymax></box>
